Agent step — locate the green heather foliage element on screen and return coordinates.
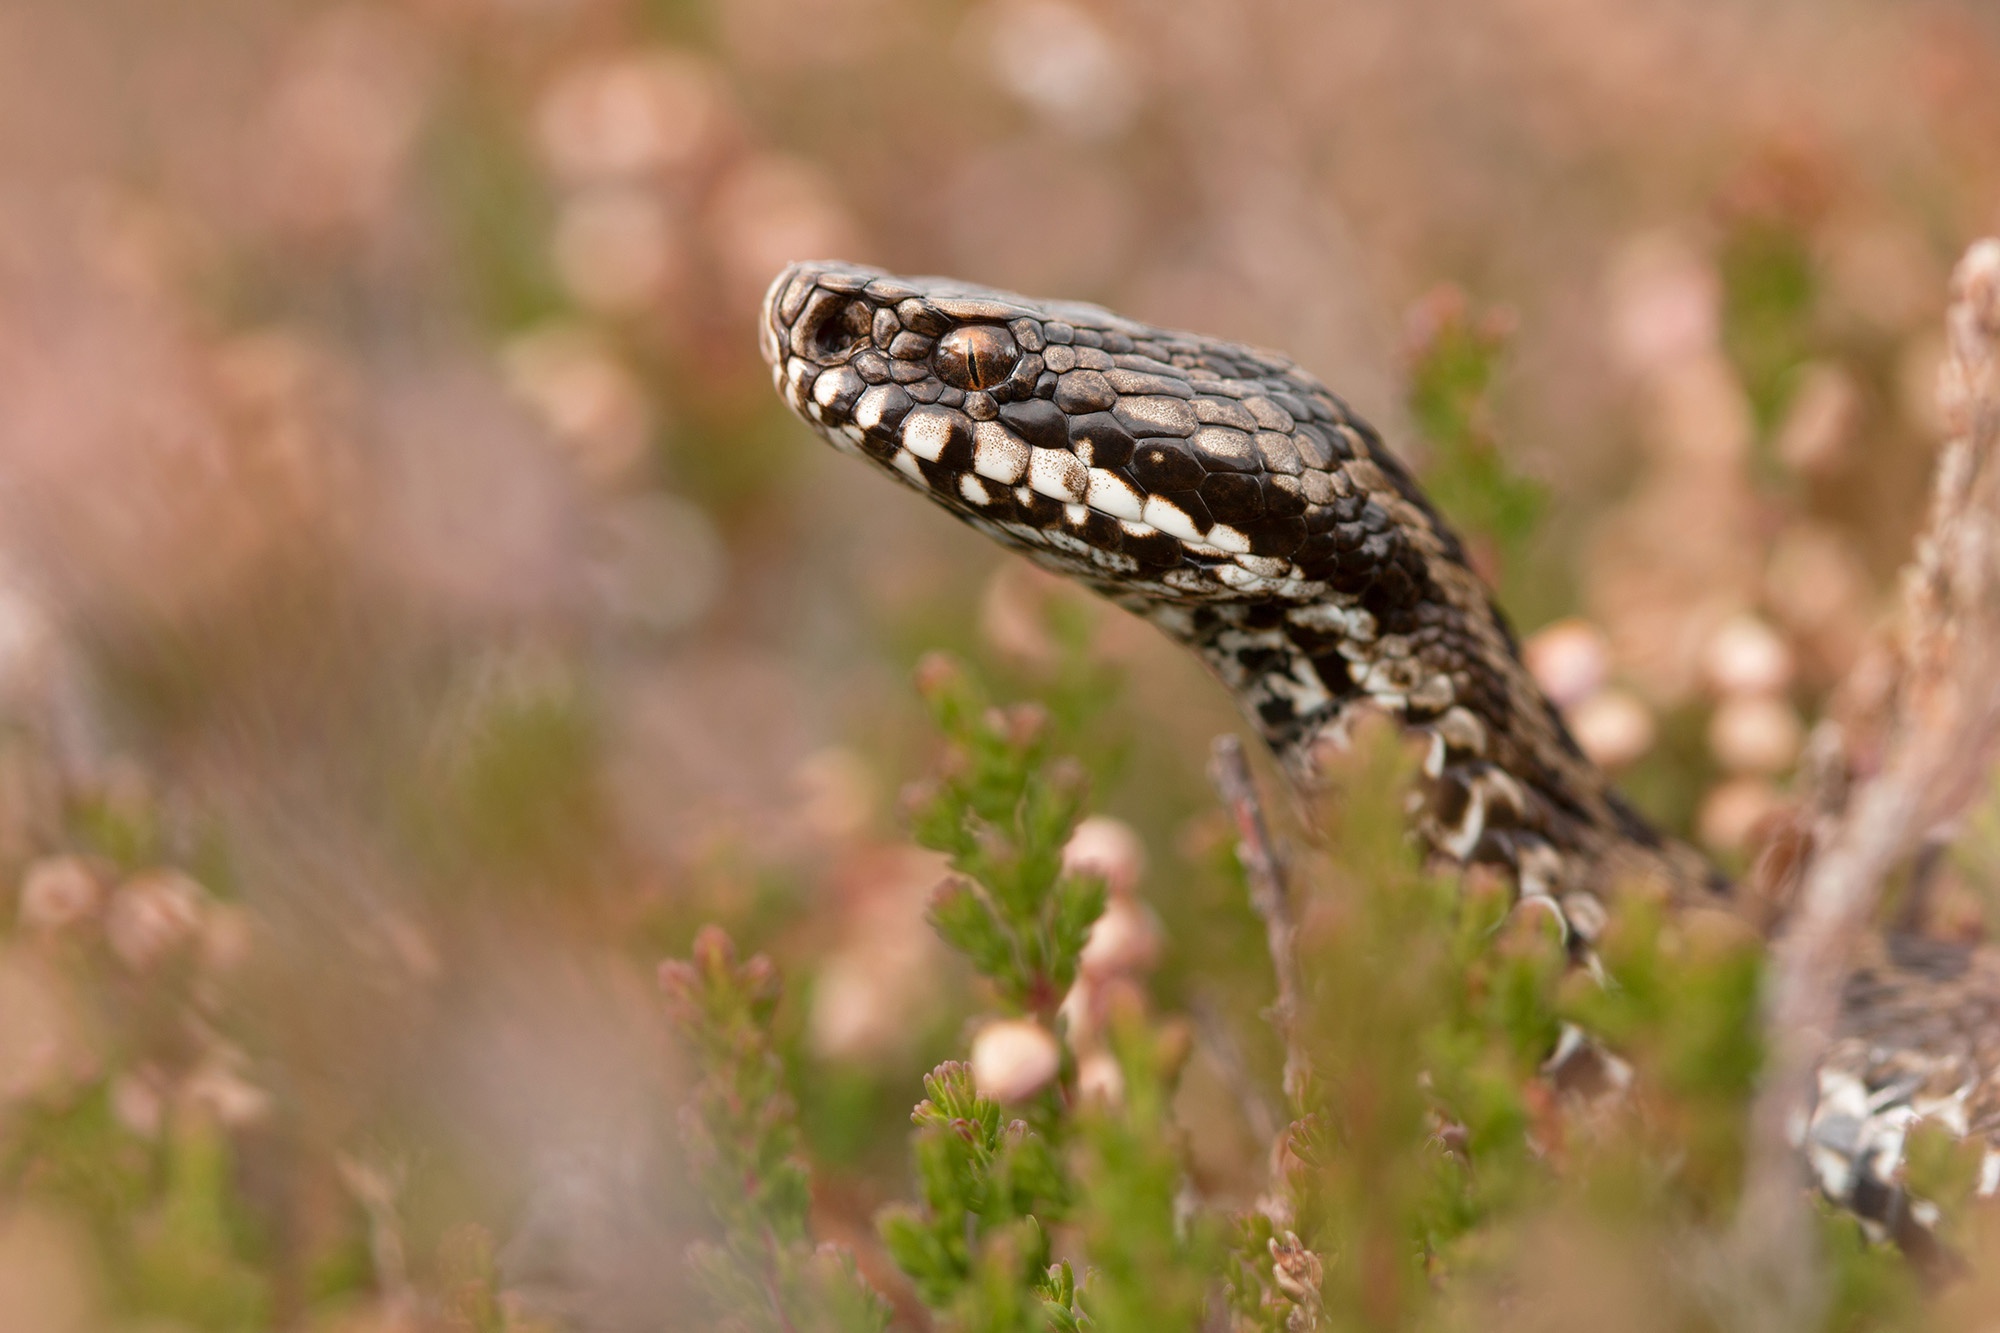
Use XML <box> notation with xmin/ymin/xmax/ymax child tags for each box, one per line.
<box><xmin>905</xmin><ymin>652</ymin><xmax>1108</xmax><ymax>1023</ymax></box>
<box><xmin>661</xmin><ymin>926</ymin><xmax>892</xmax><ymax>1333</ymax></box>
<box><xmin>665</xmin><ymin>664</ymin><xmax>1946</xmax><ymax>1331</ymax></box>
<box><xmin>658</xmin><ymin>291</ymin><xmax>1960</xmax><ymax>1329</ymax></box>
<box><xmin>1404</xmin><ymin>292</ymin><xmax>1546</xmax><ymax>566</ymax></box>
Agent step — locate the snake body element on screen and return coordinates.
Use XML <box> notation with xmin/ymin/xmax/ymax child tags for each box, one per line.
<box><xmin>761</xmin><ymin>260</ymin><xmax>1998</xmax><ymax>1261</ymax></box>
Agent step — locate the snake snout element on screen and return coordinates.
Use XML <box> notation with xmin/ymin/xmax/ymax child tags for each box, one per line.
<box><xmin>758</xmin><ymin>263</ymin><xmax>808</xmax><ymax>369</ymax></box>
<box><xmin>759</xmin><ymin>261</ymin><xmax>894</xmax><ymax>372</ymax></box>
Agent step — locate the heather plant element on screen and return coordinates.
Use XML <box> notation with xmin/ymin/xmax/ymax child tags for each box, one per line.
<box><xmin>663</xmin><ymin>659</ymin><xmax>1953</xmax><ymax>1331</ymax></box>
<box><xmin>661</xmin><ymin>927</ymin><xmax>890</xmax><ymax>1333</ymax></box>
<box><xmin>666</xmin><ymin>653</ymin><xmax>1220</xmax><ymax>1331</ymax></box>
<box><xmin>659</xmin><ymin>288</ymin><xmax>1978</xmax><ymax>1333</ymax></box>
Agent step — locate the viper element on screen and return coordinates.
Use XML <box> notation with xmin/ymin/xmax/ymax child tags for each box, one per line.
<box><xmin>759</xmin><ymin>259</ymin><xmax>2000</xmax><ymax>1265</ymax></box>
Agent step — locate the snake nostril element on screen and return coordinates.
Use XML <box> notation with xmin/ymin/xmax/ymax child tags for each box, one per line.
<box><xmin>803</xmin><ymin>295</ymin><xmax>873</xmax><ymax>360</ymax></box>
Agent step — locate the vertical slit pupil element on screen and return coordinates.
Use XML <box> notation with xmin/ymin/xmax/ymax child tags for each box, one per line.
<box><xmin>936</xmin><ymin>325</ymin><xmax>1020</xmax><ymax>390</ymax></box>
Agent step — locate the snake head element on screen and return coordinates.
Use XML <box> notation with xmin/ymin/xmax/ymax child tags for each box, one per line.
<box><xmin>760</xmin><ymin>259</ymin><xmax>1444</xmax><ymax>610</ymax></box>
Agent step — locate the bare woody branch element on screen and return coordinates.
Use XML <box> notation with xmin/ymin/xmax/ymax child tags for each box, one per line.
<box><xmin>1736</xmin><ymin>239</ymin><xmax>2000</xmax><ymax>1324</ymax></box>
<box><xmin>1208</xmin><ymin>733</ymin><xmax>1313</xmax><ymax>1113</ymax></box>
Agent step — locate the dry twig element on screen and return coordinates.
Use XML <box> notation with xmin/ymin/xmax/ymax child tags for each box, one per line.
<box><xmin>1735</xmin><ymin>238</ymin><xmax>2000</xmax><ymax>1326</ymax></box>
<box><xmin>1208</xmin><ymin>734</ymin><xmax>1312</xmax><ymax>1113</ymax></box>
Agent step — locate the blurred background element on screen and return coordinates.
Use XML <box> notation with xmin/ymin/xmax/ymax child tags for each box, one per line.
<box><xmin>0</xmin><ymin>0</ymin><xmax>1997</xmax><ymax>1327</ymax></box>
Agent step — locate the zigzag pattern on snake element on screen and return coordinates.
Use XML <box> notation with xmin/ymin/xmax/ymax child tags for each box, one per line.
<box><xmin>759</xmin><ymin>259</ymin><xmax>2000</xmax><ymax>1264</ymax></box>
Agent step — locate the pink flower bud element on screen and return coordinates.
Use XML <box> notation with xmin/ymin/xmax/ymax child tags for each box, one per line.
<box><xmin>105</xmin><ymin>871</ymin><xmax>205</xmax><ymax>970</ymax></box>
<box><xmin>1076</xmin><ymin>1050</ymin><xmax>1124</xmax><ymax>1105</ymax></box>
<box><xmin>1078</xmin><ymin>898</ymin><xmax>1161</xmax><ymax>979</ymax></box>
<box><xmin>1061</xmin><ymin>815</ymin><xmax>1146</xmax><ymax>898</ymax></box>
<box><xmin>1566</xmin><ymin>689</ymin><xmax>1656</xmax><ymax>770</ymax></box>
<box><xmin>1708</xmin><ymin>695</ymin><xmax>1802</xmax><ymax>774</ymax></box>
<box><xmin>16</xmin><ymin>857</ymin><xmax>101</xmax><ymax>932</ymax></box>
<box><xmin>1703</xmin><ymin>615</ymin><xmax>1795</xmax><ymax>696</ymax></box>
<box><xmin>1698</xmin><ymin>777</ymin><xmax>1784</xmax><ymax>852</ymax></box>
<box><xmin>1523</xmin><ymin>618</ymin><xmax>1610</xmax><ymax>709</ymax></box>
<box><xmin>970</xmin><ymin>1019</ymin><xmax>1061</xmax><ymax>1103</ymax></box>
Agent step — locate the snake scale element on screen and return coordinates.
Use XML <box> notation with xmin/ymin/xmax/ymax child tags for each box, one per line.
<box><xmin>760</xmin><ymin>260</ymin><xmax>2000</xmax><ymax>1265</ymax></box>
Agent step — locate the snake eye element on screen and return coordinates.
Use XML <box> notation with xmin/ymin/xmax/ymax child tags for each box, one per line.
<box><xmin>935</xmin><ymin>325</ymin><xmax>1021</xmax><ymax>390</ymax></box>
<box><xmin>802</xmin><ymin>296</ymin><xmax>873</xmax><ymax>359</ymax></box>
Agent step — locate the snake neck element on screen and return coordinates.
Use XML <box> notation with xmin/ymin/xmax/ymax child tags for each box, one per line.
<box><xmin>1113</xmin><ymin>579</ymin><xmax>1725</xmax><ymax>940</ymax></box>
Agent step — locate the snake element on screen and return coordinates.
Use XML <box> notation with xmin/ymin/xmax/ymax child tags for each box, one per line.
<box><xmin>759</xmin><ymin>259</ymin><xmax>2000</xmax><ymax>1266</ymax></box>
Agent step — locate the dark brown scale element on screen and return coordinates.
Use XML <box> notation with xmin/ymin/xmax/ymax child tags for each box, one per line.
<box><xmin>1242</xmin><ymin>604</ymin><xmax>1288</xmax><ymax>629</ymax></box>
<box><xmin>1200</xmin><ymin>471</ymin><xmax>1265</xmax><ymax>525</ymax></box>
<box><xmin>1130</xmin><ymin>440</ymin><xmax>1203</xmax><ymax>491</ymax></box>
<box><xmin>872</xmin><ymin>306</ymin><xmax>902</xmax><ymax>348</ymax></box>
<box><xmin>1469</xmin><ymin>827</ymin><xmax>1525</xmax><ymax>869</ymax></box>
<box><xmin>1122</xmin><ymin>525</ymin><xmax>1182</xmax><ymax>568</ymax></box>
<box><xmin>1256</xmin><ymin>696</ymin><xmax>1298</xmax><ymax>731</ymax></box>
<box><xmin>1055</xmin><ymin>372</ymin><xmax>1117</xmax><ymax>414</ymax></box>
<box><xmin>1070</xmin><ymin>412</ymin><xmax>1136</xmax><ymax>468</ymax></box>
<box><xmin>898</xmin><ymin>300</ymin><xmax>951</xmax><ymax>337</ymax></box>
<box><xmin>1191</xmin><ymin>428</ymin><xmax>1260</xmax><ymax>472</ymax></box>
<box><xmin>863</xmin><ymin>277</ymin><xmax>920</xmax><ymax>302</ymax></box>
<box><xmin>915</xmin><ymin>458</ymin><xmax>961</xmax><ymax>494</ymax></box>
<box><xmin>1431</xmin><ymin>771</ymin><xmax>1473</xmax><ymax>829</ymax></box>
<box><xmin>979</xmin><ymin>487</ymin><xmax>1026</xmax><ymax>526</ymax></box>
<box><xmin>1263</xmin><ymin>474</ymin><xmax>1308</xmax><ymax>518</ymax></box>
<box><xmin>1069</xmin><ymin>508</ymin><xmax>1125</xmax><ymax>551</ymax></box>
<box><xmin>1247</xmin><ymin>516</ymin><xmax>1307</xmax><ymax>557</ymax></box>
<box><xmin>1230</xmin><ymin>643</ymin><xmax>1294</xmax><ymax>680</ymax></box>
<box><xmin>986</xmin><ymin>375</ymin><xmax>1033</xmax><ymax>406</ymax></box>
<box><xmin>1293</xmin><ymin>534</ymin><xmax>1343</xmax><ymax>580</ymax></box>
<box><xmin>860</xmin><ymin>387</ymin><xmax>913</xmax><ymax>439</ymax></box>
<box><xmin>1360</xmin><ymin>569</ymin><xmax>1426</xmax><ymax>635</ymax></box>
<box><xmin>1164</xmin><ymin>489</ymin><xmax>1214</xmax><ymax>532</ymax></box>
<box><xmin>1269</xmin><ymin>391</ymin><xmax>1311</xmax><ymax>422</ymax></box>
<box><xmin>1296</xmin><ymin>423</ymin><xmax>1347</xmax><ymax>466</ymax></box>
<box><xmin>1355</xmin><ymin>421</ymin><xmax>1471</xmax><ymax>564</ymax></box>
<box><xmin>1000</xmin><ymin>398</ymin><xmax>1071</xmax><ymax>452</ymax></box>
<box><xmin>1015</xmin><ymin>488</ymin><xmax>1065</xmax><ymax>527</ymax></box>
<box><xmin>1310</xmin><ymin>651</ymin><xmax>1360</xmax><ymax>695</ymax></box>
<box><xmin>924</xmin><ymin>413</ymin><xmax>977</xmax><ymax>471</ymax></box>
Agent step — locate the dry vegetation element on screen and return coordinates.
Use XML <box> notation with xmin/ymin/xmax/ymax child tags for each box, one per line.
<box><xmin>4</xmin><ymin>0</ymin><xmax>2000</xmax><ymax>1329</ymax></box>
